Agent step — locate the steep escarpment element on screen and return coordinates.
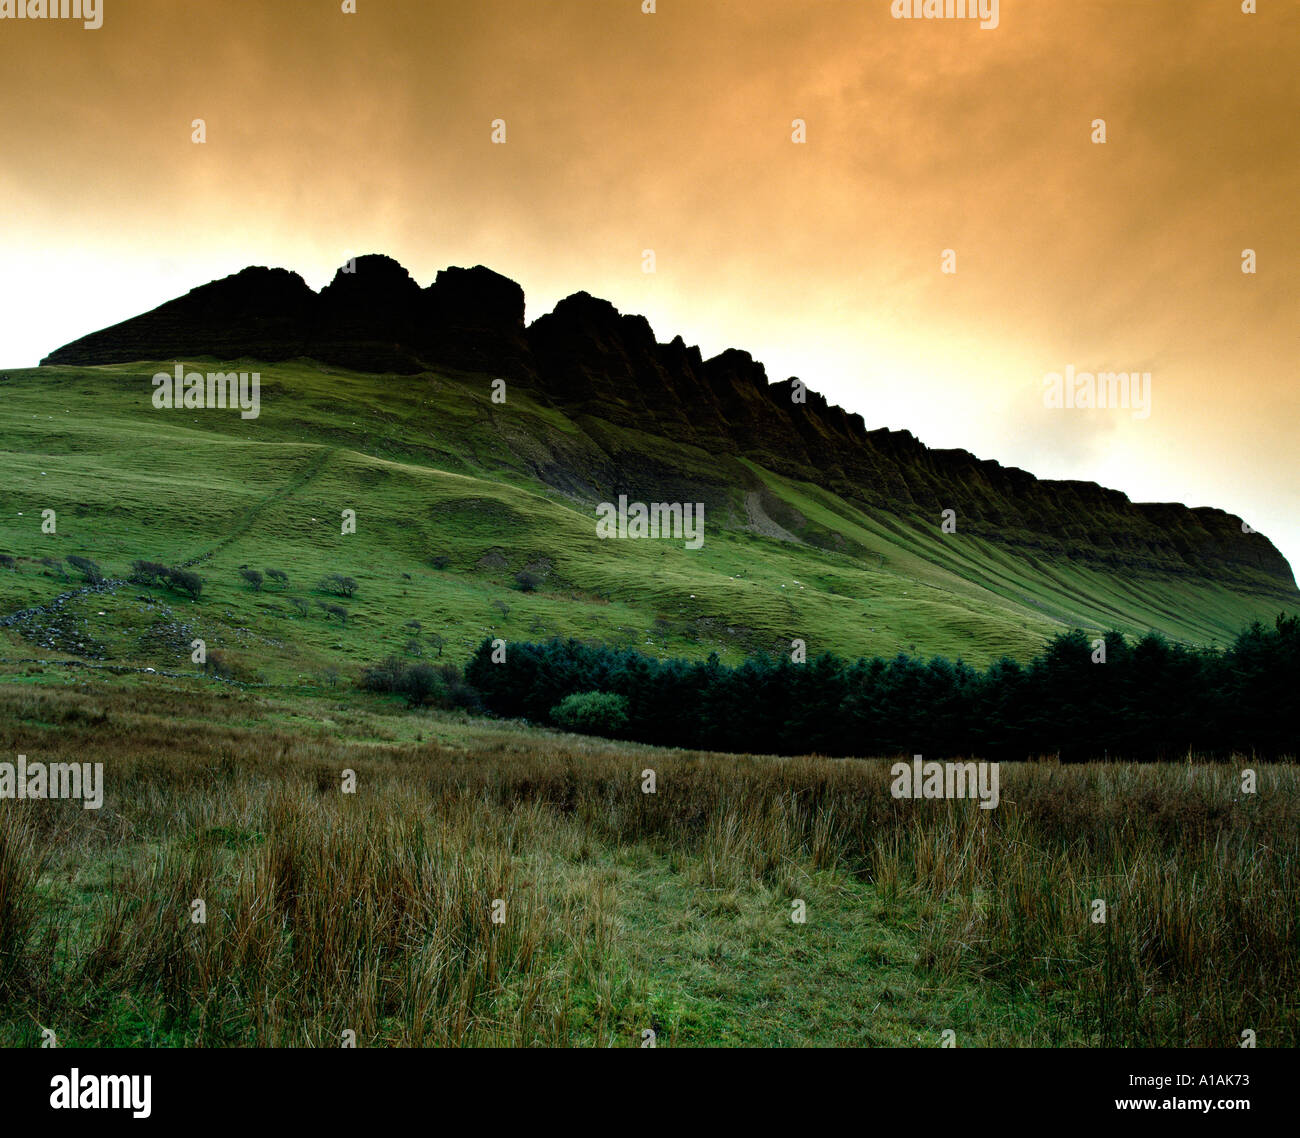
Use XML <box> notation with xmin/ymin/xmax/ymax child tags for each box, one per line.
<box><xmin>40</xmin><ymin>255</ymin><xmax>1297</xmax><ymax>594</ymax></box>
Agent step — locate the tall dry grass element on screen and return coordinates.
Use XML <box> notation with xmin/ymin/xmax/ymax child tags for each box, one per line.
<box><xmin>0</xmin><ymin>682</ymin><xmax>1295</xmax><ymax>1045</ymax></box>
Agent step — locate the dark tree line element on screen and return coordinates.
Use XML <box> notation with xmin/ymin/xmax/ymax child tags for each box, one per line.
<box><xmin>464</xmin><ymin>615</ymin><xmax>1300</xmax><ymax>760</ymax></box>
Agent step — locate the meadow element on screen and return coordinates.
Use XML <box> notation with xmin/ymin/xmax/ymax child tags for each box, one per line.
<box><xmin>0</xmin><ymin>672</ymin><xmax>1293</xmax><ymax>1048</ymax></box>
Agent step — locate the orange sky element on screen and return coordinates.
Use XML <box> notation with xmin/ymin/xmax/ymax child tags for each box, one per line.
<box><xmin>1</xmin><ymin>0</ymin><xmax>1296</xmax><ymax>574</ymax></box>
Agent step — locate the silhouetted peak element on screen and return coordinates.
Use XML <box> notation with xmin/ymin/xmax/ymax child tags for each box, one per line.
<box><xmin>427</xmin><ymin>265</ymin><xmax>525</xmax><ymax>329</ymax></box>
<box><xmin>527</xmin><ymin>291</ymin><xmax>660</xmax><ymax>361</ymax></box>
<box><xmin>540</xmin><ymin>291</ymin><xmax>623</xmax><ymax>332</ymax></box>
<box><xmin>320</xmin><ymin>254</ymin><xmax>421</xmax><ymax>314</ymax></box>
<box><xmin>181</xmin><ymin>266</ymin><xmax>315</xmax><ymax>314</ymax></box>
<box><xmin>661</xmin><ymin>335</ymin><xmax>705</xmax><ymax>374</ymax></box>
<box><xmin>703</xmin><ymin>348</ymin><xmax>767</xmax><ymax>389</ymax></box>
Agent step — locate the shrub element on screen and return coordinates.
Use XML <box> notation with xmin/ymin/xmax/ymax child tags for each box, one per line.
<box><xmin>0</xmin><ymin>554</ymin><xmax>15</xmax><ymax>571</ymax></box>
<box><xmin>288</xmin><ymin>597</ymin><xmax>310</xmax><ymax>618</ymax></box>
<box><xmin>319</xmin><ymin>573</ymin><xmax>358</xmax><ymax>598</ymax></box>
<box><xmin>39</xmin><ymin>557</ymin><xmax>65</xmax><ymax>579</ymax></box>
<box><xmin>400</xmin><ymin>663</ymin><xmax>440</xmax><ymax>708</ymax></box>
<box><xmin>130</xmin><ymin>560</ymin><xmax>169</xmax><ymax>585</ymax></box>
<box><xmin>429</xmin><ymin>555</ymin><xmax>451</xmax><ymax>570</ymax></box>
<box><xmin>318</xmin><ymin>601</ymin><xmax>348</xmax><ymax>625</ymax></box>
<box><xmin>201</xmin><ymin>651</ymin><xmax>261</xmax><ymax>684</ymax></box>
<box><xmin>239</xmin><ymin>568</ymin><xmax>264</xmax><ymax>592</ymax></box>
<box><xmin>202</xmin><ymin>651</ymin><xmax>231</xmax><ymax>679</ymax></box>
<box><xmin>166</xmin><ymin>568</ymin><xmax>204</xmax><ymax>599</ymax></box>
<box><xmin>360</xmin><ymin>656</ymin><xmax>406</xmax><ymax>694</ymax></box>
<box><xmin>550</xmin><ymin>691</ymin><xmax>629</xmax><ymax>738</ymax></box>
<box><xmin>513</xmin><ymin>571</ymin><xmax>542</xmax><ymax>593</ymax></box>
<box><xmin>67</xmin><ymin>555</ymin><xmax>103</xmax><ymax>584</ymax></box>
<box><xmin>438</xmin><ymin>663</ymin><xmax>481</xmax><ymax>712</ymax></box>
<box><xmin>265</xmin><ymin>568</ymin><xmax>289</xmax><ymax>586</ymax></box>
<box><xmin>360</xmin><ymin>658</ymin><xmax>480</xmax><ymax>712</ymax></box>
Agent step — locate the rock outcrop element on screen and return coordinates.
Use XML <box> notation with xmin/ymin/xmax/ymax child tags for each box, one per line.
<box><xmin>39</xmin><ymin>256</ymin><xmax>1297</xmax><ymax>591</ymax></box>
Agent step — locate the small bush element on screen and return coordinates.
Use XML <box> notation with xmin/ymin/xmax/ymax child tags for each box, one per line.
<box><xmin>360</xmin><ymin>657</ymin><xmax>406</xmax><ymax>694</ymax></box>
<box><xmin>167</xmin><ymin>568</ymin><xmax>204</xmax><ymax>599</ymax></box>
<box><xmin>400</xmin><ymin>663</ymin><xmax>440</xmax><ymax>708</ymax></box>
<box><xmin>202</xmin><ymin>651</ymin><xmax>261</xmax><ymax>684</ymax></box>
<box><xmin>318</xmin><ymin>601</ymin><xmax>348</xmax><ymax>625</ymax></box>
<box><xmin>319</xmin><ymin>573</ymin><xmax>358</xmax><ymax>598</ymax></box>
<box><xmin>513</xmin><ymin>571</ymin><xmax>542</xmax><ymax>593</ymax></box>
<box><xmin>360</xmin><ymin>658</ymin><xmax>480</xmax><ymax>712</ymax></box>
<box><xmin>549</xmin><ymin>691</ymin><xmax>629</xmax><ymax>738</ymax></box>
<box><xmin>239</xmin><ymin>568</ymin><xmax>264</xmax><ymax>592</ymax></box>
<box><xmin>439</xmin><ymin>664</ymin><xmax>481</xmax><ymax>711</ymax></box>
<box><xmin>202</xmin><ymin>651</ymin><xmax>231</xmax><ymax>679</ymax></box>
<box><xmin>130</xmin><ymin>560</ymin><xmax>169</xmax><ymax>585</ymax></box>
<box><xmin>265</xmin><ymin>568</ymin><xmax>289</xmax><ymax>587</ymax></box>
<box><xmin>67</xmin><ymin>555</ymin><xmax>103</xmax><ymax>584</ymax></box>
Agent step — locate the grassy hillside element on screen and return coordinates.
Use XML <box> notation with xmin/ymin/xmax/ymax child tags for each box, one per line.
<box><xmin>0</xmin><ymin>360</ymin><xmax>1294</xmax><ymax>685</ymax></box>
<box><xmin>2</xmin><ymin>362</ymin><xmax>1296</xmax><ymax>1049</ymax></box>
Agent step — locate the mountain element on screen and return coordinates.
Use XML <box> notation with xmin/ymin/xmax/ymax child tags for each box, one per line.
<box><xmin>42</xmin><ymin>255</ymin><xmax>1295</xmax><ymax>588</ymax></box>
<box><xmin>10</xmin><ymin>254</ymin><xmax>1294</xmax><ymax>677</ymax></box>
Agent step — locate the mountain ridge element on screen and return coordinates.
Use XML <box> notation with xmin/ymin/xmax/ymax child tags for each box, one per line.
<box><xmin>39</xmin><ymin>254</ymin><xmax>1297</xmax><ymax>595</ymax></box>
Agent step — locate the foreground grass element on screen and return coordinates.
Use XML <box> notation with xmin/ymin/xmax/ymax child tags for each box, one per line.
<box><xmin>0</xmin><ymin>674</ymin><xmax>1295</xmax><ymax>1047</ymax></box>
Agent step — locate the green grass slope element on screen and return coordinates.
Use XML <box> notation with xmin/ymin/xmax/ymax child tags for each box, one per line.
<box><xmin>0</xmin><ymin>360</ymin><xmax>1294</xmax><ymax>686</ymax></box>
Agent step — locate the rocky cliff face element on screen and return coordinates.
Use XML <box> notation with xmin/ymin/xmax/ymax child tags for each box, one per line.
<box><xmin>40</xmin><ymin>256</ymin><xmax>1297</xmax><ymax>590</ymax></box>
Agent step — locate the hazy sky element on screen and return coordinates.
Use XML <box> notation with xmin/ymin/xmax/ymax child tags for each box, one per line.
<box><xmin>1</xmin><ymin>0</ymin><xmax>1296</xmax><ymax>573</ymax></box>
